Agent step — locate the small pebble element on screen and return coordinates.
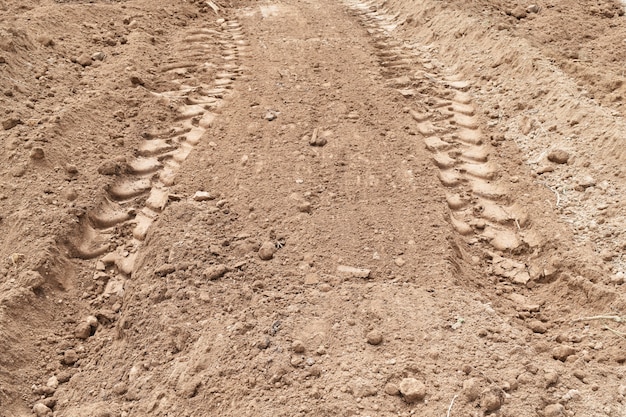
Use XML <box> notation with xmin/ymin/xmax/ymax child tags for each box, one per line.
<box><xmin>86</xmin><ymin>315</ymin><xmax>99</xmax><ymax>327</ymax></box>
<box><xmin>297</xmin><ymin>201</ymin><xmax>312</xmax><ymax>213</ymax></box>
<box><xmin>547</xmin><ymin>149</ymin><xmax>569</xmax><ymax>164</ymax></box>
<box><xmin>65</xmin><ymin>164</ymin><xmax>78</xmax><ymax>174</ymax></box>
<box><xmin>130</xmin><ymin>75</ymin><xmax>144</xmax><ymax>86</ymax></box>
<box><xmin>510</xmin><ymin>6</ymin><xmax>527</xmax><ymax>18</ymax></box>
<box><xmin>74</xmin><ymin>322</ymin><xmax>92</xmax><ymax>340</ymax></box>
<box><xmin>480</xmin><ymin>387</ymin><xmax>504</xmax><ymax>412</ymax></box>
<box><xmin>399</xmin><ymin>378</ymin><xmax>426</xmax><ymax>403</ymax></box>
<box><xmin>292</xmin><ymin>340</ymin><xmax>305</xmax><ymax>353</ymax></box>
<box><xmin>527</xmin><ymin>319</ymin><xmax>547</xmax><ymax>334</ymax></box>
<box><xmin>366</xmin><ymin>330</ymin><xmax>383</xmax><ymax>345</ymax></box>
<box><xmin>112</xmin><ymin>382</ymin><xmax>128</xmax><ymax>395</ymax></box>
<box><xmin>62</xmin><ymin>349</ymin><xmax>78</xmax><ymax>366</ymax></box>
<box><xmin>75</xmin><ymin>54</ymin><xmax>93</xmax><ymax>67</ymax></box>
<box><xmin>308</xmin><ymin>128</ymin><xmax>327</xmax><ymax>147</ymax></box>
<box><xmin>544</xmin><ymin>403</ymin><xmax>565</xmax><ymax>417</ymax></box>
<box><xmin>91</xmin><ymin>51</ymin><xmax>106</xmax><ymax>61</ymax></box>
<box><xmin>33</xmin><ymin>403</ymin><xmax>51</xmax><ymax>417</ymax></box>
<box><xmin>527</xmin><ymin>4</ymin><xmax>540</xmax><ymax>13</ymax></box>
<box><xmin>46</xmin><ymin>376</ymin><xmax>59</xmax><ymax>389</ymax></box>
<box><xmin>2</xmin><ymin>117</ymin><xmax>20</xmax><ymax>130</ymax></box>
<box><xmin>193</xmin><ymin>191</ymin><xmax>214</xmax><ymax>201</ymax></box>
<box><xmin>258</xmin><ymin>241</ymin><xmax>276</xmax><ymax>260</ymax></box>
<box><xmin>463</xmin><ymin>377</ymin><xmax>482</xmax><ymax>401</ymax></box>
<box><xmin>544</xmin><ymin>370</ymin><xmax>559</xmax><ymax>387</ymax></box>
<box><xmin>384</xmin><ymin>383</ymin><xmax>400</xmax><ymax>395</ymax></box>
<box><xmin>257</xmin><ymin>338</ymin><xmax>270</xmax><ymax>349</ymax></box>
<box><xmin>552</xmin><ymin>345</ymin><xmax>576</xmax><ymax>361</ymax></box>
<box><xmin>30</xmin><ymin>147</ymin><xmax>45</xmax><ymax>160</ymax></box>
<box><xmin>203</xmin><ymin>264</ymin><xmax>229</xmax><ymax>280</ymax></box>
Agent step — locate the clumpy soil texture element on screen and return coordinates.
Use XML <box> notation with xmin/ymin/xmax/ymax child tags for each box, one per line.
<box><xmin>2</xmin><ymin>0</ymin><xmax>626</xmax><ymax>416</ymax></box>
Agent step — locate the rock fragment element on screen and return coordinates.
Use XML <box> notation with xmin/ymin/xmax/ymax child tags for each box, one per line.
<box><xmin>481</xmin><ymin>387</ymin><xmax>504</xmax><ymax>412</ymax></box>
<box><xmin>510</xmin><ymin>6</ymin><xmax>527</xmax><ymax>19</ymax></box>
<box><xmin>337</xmin><ymin>265</ymin><xmax>370</xmax><ymax>278</ymax></box>
<box><xmin>86</xmin><ymin>315</ymin><xmax>98</xmax><ymax>328</ymax></box>
<box><xmin>65</xmin><ymin>164</ymin><xmax>78</xmax><ymax>174</ymax></box>
<box><xmin>91</xmin><ymin>51</ymin><xmax>106</xmax><ymax>61</ymax></box>
<box><xmin>193</xmin><ymin>191</ymin><xmax>214</xmax><ymax>201</ymax></box>
<box><xmin>544</xmin><ymin>370</ymin><xmax>559</xmax><ymax>387</ymax></box>
<box><xmin>112</xmin><ymin>382</ymin><xmax>128</xmax><ymax>395</ymax></box>
<box><xmin>366</xmin><ymin>330</ymin><xmax>383</xmax><ymax>345</ymax></box>
<box><xmin>29</xmin><ymin>147</ymin><xmax>44</xmax><ymax>160</ymax></box>
<box><xmin>399</xmin><ymin>378</ymin><xmax>426</xmax><ymax>403</ymax></box>
<box><xmin>297</xmin><ymin>201</ymin><xmax>312</xmax><ymax>213</ymax></box>
<box><xmin>544</xmin><ymin>403</ymin><xmax>565</xmax><ymax>417</ymax></box>
<box><xmin>203</xmin><ymin>264</ymin><xmax>229</xmax><ymax>280</ymax></box>
<box><xmin>292</xmin><ymin>340</ymin><xmax>305</xmax><ymax>353</ymax></box>
<box><xmin>384</xmin><ymin>383</ymin><xmax>400</xmax><ymax>395</ymax></box>
<box><xmin>547</xmin><ymin>149</ymin><xmax>569</xmax><ymax>164</ymax></box>
<box><xmin>527</xmin><ymin>319</ymin><xmax>547</xmax><ymax>334</ymax></box>
<box><xmin>309</xmin><ymin>128</ymin><xmax>327</xmax><ymax>147</ymax></box>
<box><xmin>130</xmin><ymin>75</ymin><xmax>144</xmax><ymax>86</ymax></box>
<box><xmin>76</xmin><ymin>54</ymin><xmax>93</xmax><ymax>67</ymax></box>
<box><xmin>527</xmin><ymin>4</ymin><xmax>540</xmax><ymax>13</ymax></box>
<box><xmin>552</xmin><ymin>345</ymin><xmax>575</xmax><ymax>361</ymax></box>
<box><xmin>575</xmin><ymin>175</ymin><xmax>595</xmax><ymax>190</ymax></box>
<box><xmin>74</xmin><ymin>322</ymin><xmax>92</xmax><ymax>340</ymax></box>
<box><xmin>33</xmin><ymin>403</ymin><xmax>52</xmax><ymax>417</ymax></box>
<box><xmin>46</xmin><ymin>376</ymin><xmax>59</xmax><ymax>389</ymax></box>
<box><xmin>2</xmin><ymin>117</ymin><xmax>21</xmax><ymax>130</ymax></box>
<box><xmin>258</xmin><ymin>241</ymin><xmax>276</xmax><ymax>260</ymax></box>
<box><xmin>62</xmin><ymin>349</ymin><xmax>78</xmax><ymax>366</ymax></box>
<box><xmin>462</xmin><ymin>377</ymin><xmax>482</xmax><ymax>401</ymax></box>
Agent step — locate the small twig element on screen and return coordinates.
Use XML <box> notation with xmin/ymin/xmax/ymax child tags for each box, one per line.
<box><xmin>544</xmin><ymin>184</ymin><xmax>560</xmax><ymax>208</ymax></box>
<box><xmin>572</xmin><ymin>315</ymin><xmax>625</xmax><ymax>323</ymax></box>
<box><xmin>446</xmin><ymin>394</ymin><xmax>459</xmax><ymax>417</ymax></box>
<box><xmin>604</xmin><ymin>326</ymin><xmax>626</xmax><ymax>341</ymax></box>
<box><xmin>514</xmin><ymin>218</ymin><xmax>521</xmax><ymax>231</ymax></box>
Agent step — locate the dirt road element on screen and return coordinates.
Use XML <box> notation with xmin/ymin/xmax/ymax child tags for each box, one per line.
<box><xmin>1</xmin><ymin>0</ymin><xmax>626</xmax><ymax>416</ymax></box>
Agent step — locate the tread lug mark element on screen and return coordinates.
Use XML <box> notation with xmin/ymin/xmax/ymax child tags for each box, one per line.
<box><xmin>446</xmin><ymin>193</ymin><xmax>469</xmax><ymax>210</ymax></box>
<box><xmin>459</xmin><ymin>162</ymin><xmax>497</xmax><ymax>180</ymax></box>
<box><xmin>449</xmin><ymin>213</ymin><xmax>474</xmax><ymax>236</ymax></box>
<box><xmin>432</xmin><ymin>153</ymin><xmax>457</xmax><ymax>169</ymax></box>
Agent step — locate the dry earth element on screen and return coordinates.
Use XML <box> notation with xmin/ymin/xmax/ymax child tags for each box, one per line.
<box><xmin>2</xmin><ymin>0</ymin><xmax>626</xmax><ymax>416</ymax></box>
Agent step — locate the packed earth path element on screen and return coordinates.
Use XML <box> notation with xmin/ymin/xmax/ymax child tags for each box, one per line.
<box><xmin>3</xmin><ymin>0</ymin><xmax>626</xmax><ymax>416</ymax></box>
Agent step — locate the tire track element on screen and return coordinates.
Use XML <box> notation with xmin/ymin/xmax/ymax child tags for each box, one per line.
<box><xmin>345</xmin><ymin>0</ymin><xmax>534</xmax><ymax>257</ymax></box>
<box><xmin>68</xmin><ymin>19</ymin><xmax>247</xmax><ymax>287</ymax></box>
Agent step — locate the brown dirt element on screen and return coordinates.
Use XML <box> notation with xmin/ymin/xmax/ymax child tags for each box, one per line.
<box><xmin>2</xmin><ymin>0</ymin><xmax>626</xmax><ymax>416</ymax></box>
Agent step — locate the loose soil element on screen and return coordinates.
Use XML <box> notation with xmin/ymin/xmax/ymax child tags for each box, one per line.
<box><xmin>2</xmin><ymin>0</ymin><xmax>626</xmax><ymax>416</ymax></box>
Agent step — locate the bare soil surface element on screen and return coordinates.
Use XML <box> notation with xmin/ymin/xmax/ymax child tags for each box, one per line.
<box><xmin>2</xmin><ymin>0</ymin><xmax>626</xmax><ymax>416</ymax></box>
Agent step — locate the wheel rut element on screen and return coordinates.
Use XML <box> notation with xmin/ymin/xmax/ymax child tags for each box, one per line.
<box><xmin>345</xmin><ymin>0</ymin><xmax>535</xmax><ymax>260</ymax></box>
<box><xmin>68</xmin><ymin>18</ymin><xmax>248</xmax><ymax>294</ymax></box>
